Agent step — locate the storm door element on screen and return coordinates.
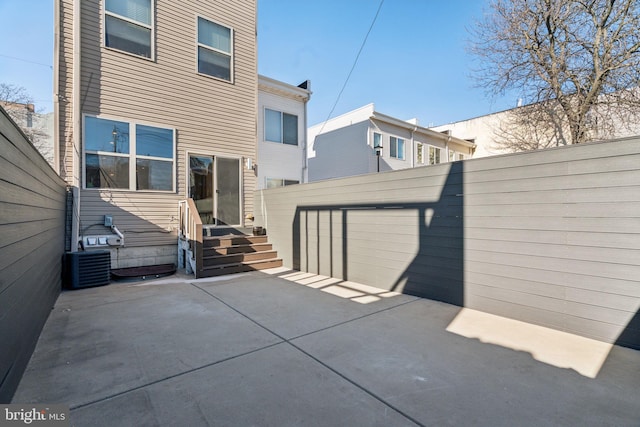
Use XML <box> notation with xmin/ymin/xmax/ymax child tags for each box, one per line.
<box><xmin>189</xmin><ymin>154</ymin><xmax>241</xmax><ymax>225</ymax></box>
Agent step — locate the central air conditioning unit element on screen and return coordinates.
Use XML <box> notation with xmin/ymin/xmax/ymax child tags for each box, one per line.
<box><xmin>64</xmin><ymin>250</ymin><xmax>111</xmax><ymax>289</ymax></box>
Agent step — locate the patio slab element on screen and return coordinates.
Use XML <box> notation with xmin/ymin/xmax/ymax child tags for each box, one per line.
<box><xmin>12</xmin><ymin>270</ymin><xmax>640</xmax><ymax>426</ymax></box>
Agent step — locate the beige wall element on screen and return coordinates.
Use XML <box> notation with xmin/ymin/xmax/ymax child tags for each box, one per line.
<box><xmin>58</xmin><ymin>0</ymin><xmax>257</xmax><ymax>267</ymax></box>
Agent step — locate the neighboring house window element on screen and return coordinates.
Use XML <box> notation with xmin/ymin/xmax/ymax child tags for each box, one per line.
<box><xmin>390</xmin><ymin>136</ymin><xmax>405</xmax><ymax>160</ymax></box>
<box><xmin>84</xmin><ymin>115</ymin><xmax>175</xmax><ymax>191</ymax></box>
<box><xmin>429</xmin><ymin>146</ymin><xmax>441</xmax><ymax>165</ymax></box>
<box><xmin>449</xmin><ymin>150</ymin><xmax>456</xmax><ymax>162</ymax></box>
<box><xmin>459</xmin><ymin>153</ymin><xmax>465</xmax><ymax>160</ymax></box>
<box><xmin>265</xmin><ymin>109</ymin><xmax>298</xmax><ymax>145</ymax></box>
<box><xmin>197</xmin><ymin>16</ymin><xmax>233</xmax><ymax>81</ymax></box>
<box><xmin>104</xmin><ymin>0</ymin><xmax>153</xmax><ymax>58</ymax></box>
<box><xmin>373</xmin><ymin>132</ymin><xmax>382</xmax><ymax>148</ymax></box>
<box><xmin>417</xmin><ymin>143</ymin><xmax>424</xmax><ymax>164</ymax></box>
<box><xmin>266</xmin><ymin>178</ymin><xmax>299</xmax><ymax>188</ymax></box>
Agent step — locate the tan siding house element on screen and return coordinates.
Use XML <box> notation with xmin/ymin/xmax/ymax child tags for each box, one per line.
<box><xmin>56</xmin><ymin>0</ymin><xmax>258</xmax><ymax>268</ymax></box>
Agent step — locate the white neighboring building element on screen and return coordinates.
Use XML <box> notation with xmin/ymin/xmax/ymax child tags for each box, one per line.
<box><xmin>430</xmin><ymin>112</ymin><xmax>509</xmax><ymax>158</ymax></box>
<box><xmin>307</xmin><ymin>103</ymin><xmax>476</xmax><ymax>182</ymax></box>
<box><xmin>257</xmin><ymin>75</ymin><xmax>311</xmax><ymax>189</ymax></box>
<box><xmin>431</xmin><ymin>103</ymin><xmax>640</xmax><ymax>158</ymax></box>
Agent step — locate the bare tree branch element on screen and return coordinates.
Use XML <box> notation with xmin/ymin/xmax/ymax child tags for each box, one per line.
<box><xmin>0</xmin><ymin>83</ymin><xmax>54</xmax><ymax>164</ymax></box>
<box><xmin>470</xmin><ymin>0</ymin><xmax>640</xmax><ymax>148</ymax></box>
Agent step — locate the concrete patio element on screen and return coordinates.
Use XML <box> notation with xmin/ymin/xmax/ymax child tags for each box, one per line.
<box><xmin>12</xmin><ymin>269</ymin><xmax>640</xmax><ymax>426</ymax></box>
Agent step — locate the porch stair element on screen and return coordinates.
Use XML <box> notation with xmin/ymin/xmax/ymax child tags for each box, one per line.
<box><xmin>198</xmin><ymin>234</ymin><xmax>283</xmax><ymax>277</ymax></box>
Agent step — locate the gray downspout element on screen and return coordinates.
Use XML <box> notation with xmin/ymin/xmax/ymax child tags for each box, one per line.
<box><xmin>53</xmin><ymin>0</ymin><xmax>60</xmax><ymax>175</ymax></box>
<box><xmin>71</xmin><ymin>0</ymin><xmax>81</xmax><ymax>251</ymax></box>
<box><xmin>302</xmin><ymin>88</ymin><xmax>310</xmax><ymax>183</ymax></box>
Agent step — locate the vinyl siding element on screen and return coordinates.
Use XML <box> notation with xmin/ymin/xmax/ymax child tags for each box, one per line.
<box><xmin>59</xmin><ymin>0</ymin><xmax>257</xmax><ymax>261</ymax></box>
<box><xmin>255</xmin><ymin>137</ymin><xmax>640</xmax><ymax>348</ymax></box>
<box><xmin>257</xmin><ymin>86</ymin><xmax>308</xmax><ymax>189</ymax></box>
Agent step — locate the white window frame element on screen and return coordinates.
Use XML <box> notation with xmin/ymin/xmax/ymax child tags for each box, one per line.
<box><xmin>265</xmin><ymin>177</ymin><xmax>299</xmax><ymax>188</ymax></box>
<box><xmin>196</xmin><ymin>15</ymin><xmax>234</xmax><ymax>83</ymax></box>
<box><xmin>390</xmin><ymin>136</ymin><xmax>405</xmax><ymax>160</ymax></box>
<box><xmin>103</xmin><ymin>0</ymin><xmax>154</xmax><ymax>60</ymax></box>
<box><xmin>428</xmin><ymin>146</ymin><xmax>441</xmax><ymax>165</ymax></box>
<box><xmin>83</xmin><ymin>114</ymin><xmax>176</xmax><ymax>192</ymax></box>
<box><xmin>264</xmin><ymin>108</ymin><xmax>299</xmax><ymax>146</ymax></box>
<box><xmin>416</xmin><ymin>142</ymin><xmax>424</xmax><ymax>164</ymax></box>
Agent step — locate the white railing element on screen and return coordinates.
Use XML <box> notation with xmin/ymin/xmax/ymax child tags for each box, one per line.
<box><xmin>178</xmin><ymin>199</ymin><xmax>203</xmax><ymax>277</ymax></box>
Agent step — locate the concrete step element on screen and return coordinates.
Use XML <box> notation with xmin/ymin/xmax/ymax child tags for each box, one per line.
<box><xmin>203</xmin><ymin>250</ymin><xmax>278</xmax><ymax>266</ymax></box>
<box><xmin>198</xmin><ymin>258</ymin><xmax>283</xmax><ymax>278</ymax></box>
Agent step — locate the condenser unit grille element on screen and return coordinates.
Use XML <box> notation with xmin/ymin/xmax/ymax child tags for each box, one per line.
<box><xmin>65</xmin><ymin>251</ymin><xmax>111</xmax><ymax>289</ymax></box>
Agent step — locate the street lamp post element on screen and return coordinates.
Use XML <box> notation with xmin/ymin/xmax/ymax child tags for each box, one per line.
<box><xmin>374</xmin><ymin>139</ymin><xmax>383</xmax><ymax>172</ymax></box>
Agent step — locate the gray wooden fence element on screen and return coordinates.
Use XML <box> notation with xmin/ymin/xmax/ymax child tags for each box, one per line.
<box><xmin>255</xmin><ymin>137</ymin><xmax>640</xmax><ymax>349</ymax></box>
<box><xmin>0</xmin><ymin>107</ymin><xmax>67</xmax><ymax>402</ymax></box>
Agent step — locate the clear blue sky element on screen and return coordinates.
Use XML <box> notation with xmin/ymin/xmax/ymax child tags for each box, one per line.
<box><xmin>0</xmin><ymin>0</ymin><xmax>516</xmax><ymax>126</ymax></box>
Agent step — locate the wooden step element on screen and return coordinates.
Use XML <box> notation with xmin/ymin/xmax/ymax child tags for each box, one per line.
<box><xmin>198</xmin><ymin>258</ymin><xmax>283</xmax><ymax>277</ymax></box>
<box><xmin>203</xmin><ymin>250</ymin><xmax>278</xmax><ymax>266</ymax></box>
<box><xmin>204</xmin><ymin>242</ymin><xmax>272</xmax><ymax>256</ymax></box>
<box><xmin>203</xmin><ymin>235</ymin><xmax>268</xmax><ymax>248</ymax></box>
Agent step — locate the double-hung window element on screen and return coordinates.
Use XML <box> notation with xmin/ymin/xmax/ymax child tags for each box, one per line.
<box><xmin>390</xmin><ymin>136</ymin><xmax>405</xmax><ymax>160</ymax></box>
<box><xmin>197</xmin><ymin>17</ymin><xmax>233</xmax><ymax>81</ymax></box>
<box><xmin>265</xmin><ymin>109</ymin><xmax>298</xmax><ymax>145</ymax></box>
<box><xmin>429</xmin><ymin>146</ymin><xmax>441</xmax><ymax>165</ymax></box>
<box><xmin>84</xmin><ymin>116</ymin><xmax>175</xmax><ymax>191</ymax></box>
<box><xmin>104</xmin><ymin>0</ymin><xmax>153</xmax><ymax>58</ymax></box>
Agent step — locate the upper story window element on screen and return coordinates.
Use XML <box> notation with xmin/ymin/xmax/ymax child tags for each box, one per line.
<box><xmin>84</xmin><ymin>115</ymin><xmax>175</xmax><ymax>191</ymax></box>
<box><xmin>265</xmin><ymin>109</ymin><xmax>298</xmax><ymax>145</ymax></box>
<box><xmin>429</xmin><ymin>146</ymin><xmax>441</xmax><ymax>165</ymax></box>
<box><xmin>416</xmin><ymin>143</ymin><xmax>424</xmax><ymax>164</ymax></box>
<box><xmin>373</xmin><ymin>132</ymin><xmax>383</xmax><ymax>155</ymax></box>
<box><xmin>104</xmin><ymin>0</ymin><xmax>153</xmax><ymax>58</ymax></box>
<box><xmin>390</xmin><ymin>136</ymin><xmax>405</xmax><ymax>160</ymax></box>
<box><xmin>197</xmin><ymin>16</ymin><xmax>233</xmax><ymax>81</ymax></box>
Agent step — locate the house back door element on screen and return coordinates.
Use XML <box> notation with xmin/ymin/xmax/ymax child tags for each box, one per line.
<box><xmin>189</xmin><ymin>155</ymin><xmax>241</xmax><ymax>226</ymax></box>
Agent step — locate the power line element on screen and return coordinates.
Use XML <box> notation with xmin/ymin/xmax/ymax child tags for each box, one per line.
<box><xmin>317</xmin><ymin>0</ymin><xmax>385</xmax><ymax>135</ymax></box>
<box><xmin>0</xmin><ymin>53</ymin><xmax>53</xmax><ymax>69</ymax></box>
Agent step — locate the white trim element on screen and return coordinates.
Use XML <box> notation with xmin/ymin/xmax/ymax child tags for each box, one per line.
<box><xmin>102</xmin><ymin>0</ymin><xmax>155</xmax><ymax>60</ymax></box>
<box><xmin>195</xmin><ymin>14</ymin><xmax>234</xmax><ymax>83</ymax></box>
<box><xmin>263</xmin><ymin>107</ymin><xmax>299</xmax><ymax>146</ymax></box>
<box><xmin>82</xmin><ymin>113</ymin><xmax>176</xmax><ymax>192</ymax></box>
<box><xmin>186</xmin><ymin>151</ymin><xmax>243</xmax><ymax>227</ymax></box>
<box><xmin>389</xmin><ymin>135</ymin><xmax>406</xmax><ymax>160</ymax></box>
<box><xmin>428</xmin><ymin>145</ymin><xmax>442</xmax><ymax>165</ymax></box>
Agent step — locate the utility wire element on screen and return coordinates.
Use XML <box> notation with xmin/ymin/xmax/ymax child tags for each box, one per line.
<box><xmin>0</xmin><ymin>53</ymin><xmax>53</xmax><ymax>69</ymax></box>
<box><xmin>317</xmin><ymin>0</ymin><xmax>385</xmax><ymax>135</ymax></box>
